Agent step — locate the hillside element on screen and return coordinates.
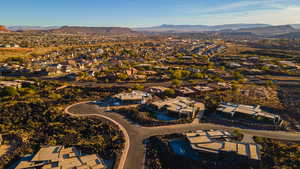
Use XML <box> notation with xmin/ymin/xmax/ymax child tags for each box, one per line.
<box><xmin>236</xmin><ymin>25</ymin><xmax>295</xmax><ymax>36</ymax></box>
<box><xmin>50</xmin><ymin>26</ymin><xmax>135</xmax><ymax>35</ymax></box>
<box><xmin>0</xmin><ymin>25</ymin><xmax>10</xmax><ymax>32</ymax></box>
<box><xmin>271</xmin><ymin>32</ymin><xmax>300</xmax><ymax>39</ymax></box>
<box><xmin>291</xmin><ymin>24</ymin><xmax>300</xmax><ymax>29</ymax></box>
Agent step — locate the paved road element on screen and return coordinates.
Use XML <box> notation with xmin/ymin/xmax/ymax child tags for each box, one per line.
<box><xmin>66</xmin><ymin>102</ymin><xmax>300</xmax><ymax>169</ymax></box>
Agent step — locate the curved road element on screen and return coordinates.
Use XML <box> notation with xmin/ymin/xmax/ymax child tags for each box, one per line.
<box><xmin>65</xmin><ymin>101</ymin><xmax>300</xmax><ymax>169</ymax></box>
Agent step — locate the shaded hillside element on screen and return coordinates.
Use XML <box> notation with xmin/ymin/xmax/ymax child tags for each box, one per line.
<box><xmin>291</xmin><ymin>24</ymin><xmax>300</xmax><ymax>29</ymax></box>
<box><xmin>236</xmin><ymin>25</ymin><xmax>295</xmax><ymax>36</ymax></box>
<box><xmin>217</xmin><ymin>32</ymin><xmax>260</xmax><ymax>40</ymax></box>
<box><xmin>50</xmin><ymin>26</ymin><xmax>135</xmax><ymax>35</ymax></box>
<box><xmin>271</xmin><ymin>32</ymin><xmax>300</xmax><ymax>39</ymax></box>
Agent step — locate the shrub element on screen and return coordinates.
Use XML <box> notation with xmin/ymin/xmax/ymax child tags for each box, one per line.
<box><xmin>0</xmin><ymin>86</ymin><xmax>19</xmax><ymax>97</ymax></box>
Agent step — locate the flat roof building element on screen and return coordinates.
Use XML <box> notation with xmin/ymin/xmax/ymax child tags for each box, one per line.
<box><xmin>148</xmin><ymin>96</ymin><xmax>205</xmax><ymax>119</ymax></box>
<box><xmin>185</xmin><ymin>130</ymin><xmax>261</xmax><ymax>161</ymax></box>
<box><xmin>216</xmin><ymin>102</ymin><xmax>281</xmax><ymax>124</ymax></box>
<box><xmin>113</xmin><ymin>90</ymin><xmax>151</xmax><ymax>104</ymax></box>
<box><xmin>177</xmin><ymin>87</ymin><xmax>195</xmax><ymax>95</ymax></box>
<box><xmin>0</xmin><ymin>80</ymin><xmax>22</xmax><ymax>88</ymax></box>
<box><xmin>14</xmin><ymin>146</ymin><xmax>107</xmax><ymax>169</ymax></box>
<box><xmin>146</xmin><ymin>86</ymin><xmax>170</xmax><ymax>94</ymax></box>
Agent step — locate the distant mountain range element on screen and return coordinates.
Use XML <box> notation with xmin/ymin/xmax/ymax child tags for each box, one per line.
<box><xmin>291</xmin><ymin>24</ymin><xmax>300</xmax><ymax>29</ymax></box>
<box><xmin>235</xmin><ymin>25</ymin><xmax>297</xmax><ymax>36</ymax></box>
<box><xmin>7</xmin><ymin>26</ymin><xmax>60</xmax><ymax>31</ymax></box>
<box><xmin>271</xmin><ymin>32</ymin><xmax>300</xmax><ymax>39</ymax></box>
<box><xmin>133</xmin><ymin>24</ymin><xmax>300</xmax><ymax>38</ymax></box>
<box><xmin>4</xmin><ymin>26</ymin><xmax>135</xmax><ymax>35</ymax></box>
<box><xmin>48</xmin><ymin>26</ymin><xmax>134</xmax><ymax>35</ymax></box>
<box><xmin>3</xmin><ymin>24</ymin><xmax>300</xmax><ymax>38</ymax></box>
<box><xmin>133</xmin><ymin>24</ymin><xmax>272</xmax><ymax>32</ymax></box>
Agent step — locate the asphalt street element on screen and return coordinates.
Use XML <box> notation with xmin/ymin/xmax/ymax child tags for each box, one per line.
<box><xmin>67</xmin><ymin>102</ymin><xmax>300</xmax><ymax>169</ymax></box>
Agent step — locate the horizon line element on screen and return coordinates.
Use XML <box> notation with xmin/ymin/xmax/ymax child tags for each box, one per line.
<box><xmin>3</xmin><ymin>22</ymin><xmax>300</xmax><ymax>29</ymax></box>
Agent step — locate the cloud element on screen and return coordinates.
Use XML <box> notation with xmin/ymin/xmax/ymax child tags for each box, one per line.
<box><xmin>177</xmin><ymin>0</ymin><xmax>300</xmax><ymax>25</ymax></box>
<box><xmin>185</xmin><ymin>0</ymin><xmax>298</xmax><ymax>15</ymax></box>
<box><xmin>182</xmin><ymin>5</ymin><xmax>300</xmax><ymax>25</ymax></box>
<box><xmin>239</xmin><ymin>6</ymin><xmax>300</xmax><ymax>25</ymax></box>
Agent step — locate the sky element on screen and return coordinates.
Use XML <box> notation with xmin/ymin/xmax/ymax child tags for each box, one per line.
<box><xmin>1</xmin><ymin>0</ymin><xmax>300</xmax><ymax>27</ymax></box>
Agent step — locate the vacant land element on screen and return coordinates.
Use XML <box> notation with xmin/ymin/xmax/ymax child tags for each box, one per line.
<box><xmin>0</xmin><ymin>145</ymin><xmax>11</xmax><ymax>157</ymax></box>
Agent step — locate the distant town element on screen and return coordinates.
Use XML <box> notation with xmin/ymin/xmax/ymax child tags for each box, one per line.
<box><xmin>1</xmin><ymin>24</ymin><xmax>300</xmax><ymax>169</ymax></box>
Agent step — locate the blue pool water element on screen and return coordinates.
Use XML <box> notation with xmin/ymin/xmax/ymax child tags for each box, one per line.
<box><xmin>155</xmin><ymin>113</ymin><xmax>177</xmax><ymax>121</ymax></box>
<box><xmin>170</xmin><ymin>139</ymin><xmax>187</xmax><ymax>155</ymax></box>
<box><xmin>169</xmin><ymin>139</ymin><xmax>200</xmax><ymax>160</ymax></box>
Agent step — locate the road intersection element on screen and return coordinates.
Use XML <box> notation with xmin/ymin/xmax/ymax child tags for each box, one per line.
<box><xmin>65</xmin><ymin>101</ymin><xmax>300</xmax><ymax>169</ymax></box>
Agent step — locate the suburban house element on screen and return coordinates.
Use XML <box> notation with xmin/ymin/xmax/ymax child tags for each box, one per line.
<box><xmin>208</xmin><ymin>82</ymin><xmax>232</xmax><ymax>90</ymax></box>
<box><xmin>177</xmin><ymin>87</ymin><xmax>196</xmax><ymax>95</ymax></box>
<box><xmin>0</xmin><ymin>80</ymin><xmax>22</xmax><ymax>88</ymax></box>
<box><xmin>147</xmin><ymin>96</ymin><xmax>205</xmax><ymax>119</ymax></box>
<box><xmin>112</xmin><ymin>90</ymin><xmax>152</xmax><ymax>104</ymax></box>
<box><xmin>216</xmin><ymin>102</ymin><xmax>281</xmax><ymax>124</ymax></box>
<box><xmin>146</xmin><ymin>86</ymin><xmax>170</xmax><ymax>94</ymax></box>
<box><xmin>192</xmin><ymin>85</ymin><xmax>214</xmax><ymax>92</ymax></box>
<box><xmin>46</xmin><ymin>64</ymin><xmax>63</xmax><ymax>75</ymax></box>
<box><xmin>14</xmin><ymin>146</ymin><xmax>107</xmax><ymax>169</ymax></box>
<box><xmin>278</xmin><ymin>61</ymin><xmax>300</xmax><ymax>69</ymax></box>
<box><xmin>185</xmin><ymin>130</ymin><xmax>261</xmax><ymax>161</ymax></box>
<box><xmin>123</xmin><ymin>67</ymin><xmax>138</xmax><ymax>76</ymax></box>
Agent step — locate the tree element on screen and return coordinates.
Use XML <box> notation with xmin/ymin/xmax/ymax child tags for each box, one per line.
<box><xmin>172</xmin><ymin>70</ymin><xmax>182</xmax><ymax>79</ymax></box>
<box><xmin>193</xmin><ymin>72</ymin><xmax>206</xmax><ymax>79</ymax></box>
<box><xmin>220</xmin><ymin>66</ymin><xmax>225</xmax><ymax>71</ymax></box>
<box><xmin>0</xmin><ymin>86</ymin><xmax>19</xmax><ymax>97</ymax></box>
<box><xmin>134</xmin><ymin>84</ymin><xmax>144</xmax><ymax>91</ymax></box>
<box><xmin>164</xmin><ymin>89</ymin><xmax>175</xmax><ymax>96</ymax></box>
<box><xmin>181</xmin><ymin>70</ymin><xmax>191</xmax><ymax>79</ymax></box>
<box><xmin>261</xmin><ymin>66</ymin><xmax>270</xmax><ymax>72</ymax></box>
<box><xmin>172</xmin><ymin>79</ymin><xmax>182</xmax><ymax>87</ymax></box>
<box><xmin>266</xmin><ymin>80</ymin><xmax>275</xmax><ymax>88</ymax></box>
<box><xmin>233</xmin><ymin>71</ymin><xmax>244</xmax><ymax>80</ymax></box>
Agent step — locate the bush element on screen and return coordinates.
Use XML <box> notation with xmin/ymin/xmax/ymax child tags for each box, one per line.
<box><xmin>134</xmin><ymin>84</ymin><xmax>144</xmax><ymax>91</ymax></box>
<box><xmin>164</xmin><ymin>89</ymin><xmax>175</xmax><ymax>96</ymax></box>
<box><xmin>172</xmin><ymin>79</ymin><xmax>182</xmax><ymax>87</ymax></box>
<box><xmin>253</xmin><ymin>136</ymin><xmax>266</xmax><ymax>143</ymax></box>
<box><xmin>0</xmin><ymin>86</ymin><xmax>19</xmax><ymax>97</ymax></box>
<box><xmin>232</xmin><ymin>129</ymin><xmax>244</xmax><ymax>141</ymax></box>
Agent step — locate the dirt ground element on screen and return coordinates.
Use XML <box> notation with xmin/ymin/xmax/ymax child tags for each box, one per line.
<box><xmin>0</xmin><ymin>145</ymin><xmax>11</xmax><ymax>157</ymax></box>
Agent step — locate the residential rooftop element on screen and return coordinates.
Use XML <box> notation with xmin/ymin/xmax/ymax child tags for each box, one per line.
<box><xmin>217</xmin><ymin>102</ymin><xmax>281</xmax><ymax>121</ymax></box>
<box><xmin>113</xmin><ymin>90</ymin><xmax>151</xmax><ymax>101</ymax></box>
<box><xmin>15</xmin><ymin>146</ymin><xmax>107</xmax><ymax>169</ymax></box>
<box><xmin>149</xmin><ymin>96</ymin><xmax>205</xmax><ymax>118</ymax></box>
<box><xmin>185</xmin><ymin>130</ymin><xmax>260</xmax><ymax>160</ymax></box>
